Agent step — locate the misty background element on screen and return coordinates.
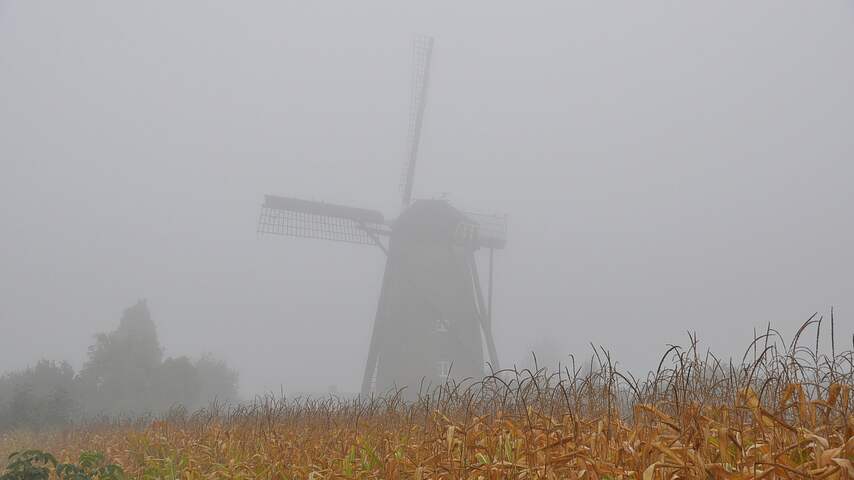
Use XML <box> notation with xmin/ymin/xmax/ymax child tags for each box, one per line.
<box><xmin>1</xmin><ymin>1</ymin><xmax>852</xmax><ymax>397</ymax></box>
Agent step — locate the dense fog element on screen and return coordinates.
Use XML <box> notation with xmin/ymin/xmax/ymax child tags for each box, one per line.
<box><xmin>1</xmin><ymin>1</ymin><xmax>851</xmax><ymax>407</ymax></box>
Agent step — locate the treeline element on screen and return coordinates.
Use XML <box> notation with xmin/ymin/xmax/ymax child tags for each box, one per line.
<box><xmin>0</xmin><ymin>300</ymin><xmax>238</xmax><ymax>430</ymax></box>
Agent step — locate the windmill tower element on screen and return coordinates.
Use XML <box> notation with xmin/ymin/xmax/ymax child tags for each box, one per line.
<box><xmin>257</xmin><ymin>37</ymin><xmax>507</xmax><ymax>396</ymax></box>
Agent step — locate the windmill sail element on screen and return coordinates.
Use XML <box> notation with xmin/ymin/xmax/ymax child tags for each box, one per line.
<box><xmin>258</xmin><ymin>195</ymin><xmax>388</xmax><ymax>246</ymax></box>
<box><xmin>400</xmin><ymin>35</ymin><xmax>433</xmax><ymax>208</ymax></box>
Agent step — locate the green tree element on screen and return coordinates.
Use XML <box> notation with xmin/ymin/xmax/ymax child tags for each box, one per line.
<box><xmin>77</xmin><ymin>300</ymin><xmax>163</xmax><ymax>415</ymax></box>
<box><xmin>154</xmin><ymin>356</ymin><xmax>200</xmax><ymax>411</ymax></box>
<box><xmin>193</xmin><ymin>354</ymin><xmax>239</xmax><ymax>406</ymax></box>
<box><xmin>0</xmin><ymin>299</ymin><xmax>240</xmax><ymax>427</ymax></box>
<box><xmin>0</xmin><ymin>360</ymin><xmax>79</xmax><ymax>430</ymax></box>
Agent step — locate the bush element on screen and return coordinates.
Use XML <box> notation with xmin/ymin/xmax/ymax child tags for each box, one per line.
<box><xmin>0</xmin><ymin>450</ymin><xmax>123</xmax><ymax>480</ymax></box>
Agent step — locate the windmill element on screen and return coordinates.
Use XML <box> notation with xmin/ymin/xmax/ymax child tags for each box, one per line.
<box><xmin>257</xmin><ymin>36</ymin><xmax>507</xmax><ymax>396</ymax></box>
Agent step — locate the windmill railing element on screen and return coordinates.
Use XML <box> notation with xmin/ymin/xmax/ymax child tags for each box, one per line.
<box><xmin>461</xmin><ymin>211</ymin><xmax>508</xmax><ymax>249</ymax></box>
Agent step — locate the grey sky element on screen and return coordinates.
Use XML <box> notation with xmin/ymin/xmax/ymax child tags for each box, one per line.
<box><xmin>1</xmin><ymin>1</ymin><xmax>852</xmax><ymax>395</ymax></box>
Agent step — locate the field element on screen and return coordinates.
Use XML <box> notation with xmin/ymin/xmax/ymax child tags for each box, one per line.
<box><xmin>1</xmin><ymin>322</ymin><xmax>852</xmax><ymax>479</ymax></box>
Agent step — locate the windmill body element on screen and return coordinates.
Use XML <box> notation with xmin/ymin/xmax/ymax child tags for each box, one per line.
<box><xmin>257</xmin><ymin>37</ymin><xmax>506</xmax><ymax>396</ymax></box>
<box><xmin>362</xmin><ymin>200</ymin><xmax>487</xmax><ymax>394</ymax></box>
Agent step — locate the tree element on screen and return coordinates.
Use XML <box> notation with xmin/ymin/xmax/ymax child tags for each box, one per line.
<box><xmin>193</xmin><ymin>355</ymin><xmax>239</xmax><ymax>406</ymax></box>
<box><xmin>75</xmin><ymin>299</ymin><xmax>240</xmax><ymax>416</ymax></box>
<box><xmin>0</xmin><ymin>360</ymin><xmax>79</xmax><ymax>430</ymax></box>
<box><xmin>78</xmin><ymin>299</ymin><xmax>163</xmax><ymax>415</ymax></box>
<box><xmin>0</xmin><ymin>299</ymin><xmax>241</xmax><ymax>428</ymax></box>
<box><xmin>155</xmin><ymin>356</ymin><xmax>200</xmax><ymax>411</ymax></box>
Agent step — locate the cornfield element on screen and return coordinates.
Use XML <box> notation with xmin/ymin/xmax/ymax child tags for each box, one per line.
<box><xmin>2</xmin><ymin>318</ymin><xmax>852</xmax><ymax>479</ymax></box>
